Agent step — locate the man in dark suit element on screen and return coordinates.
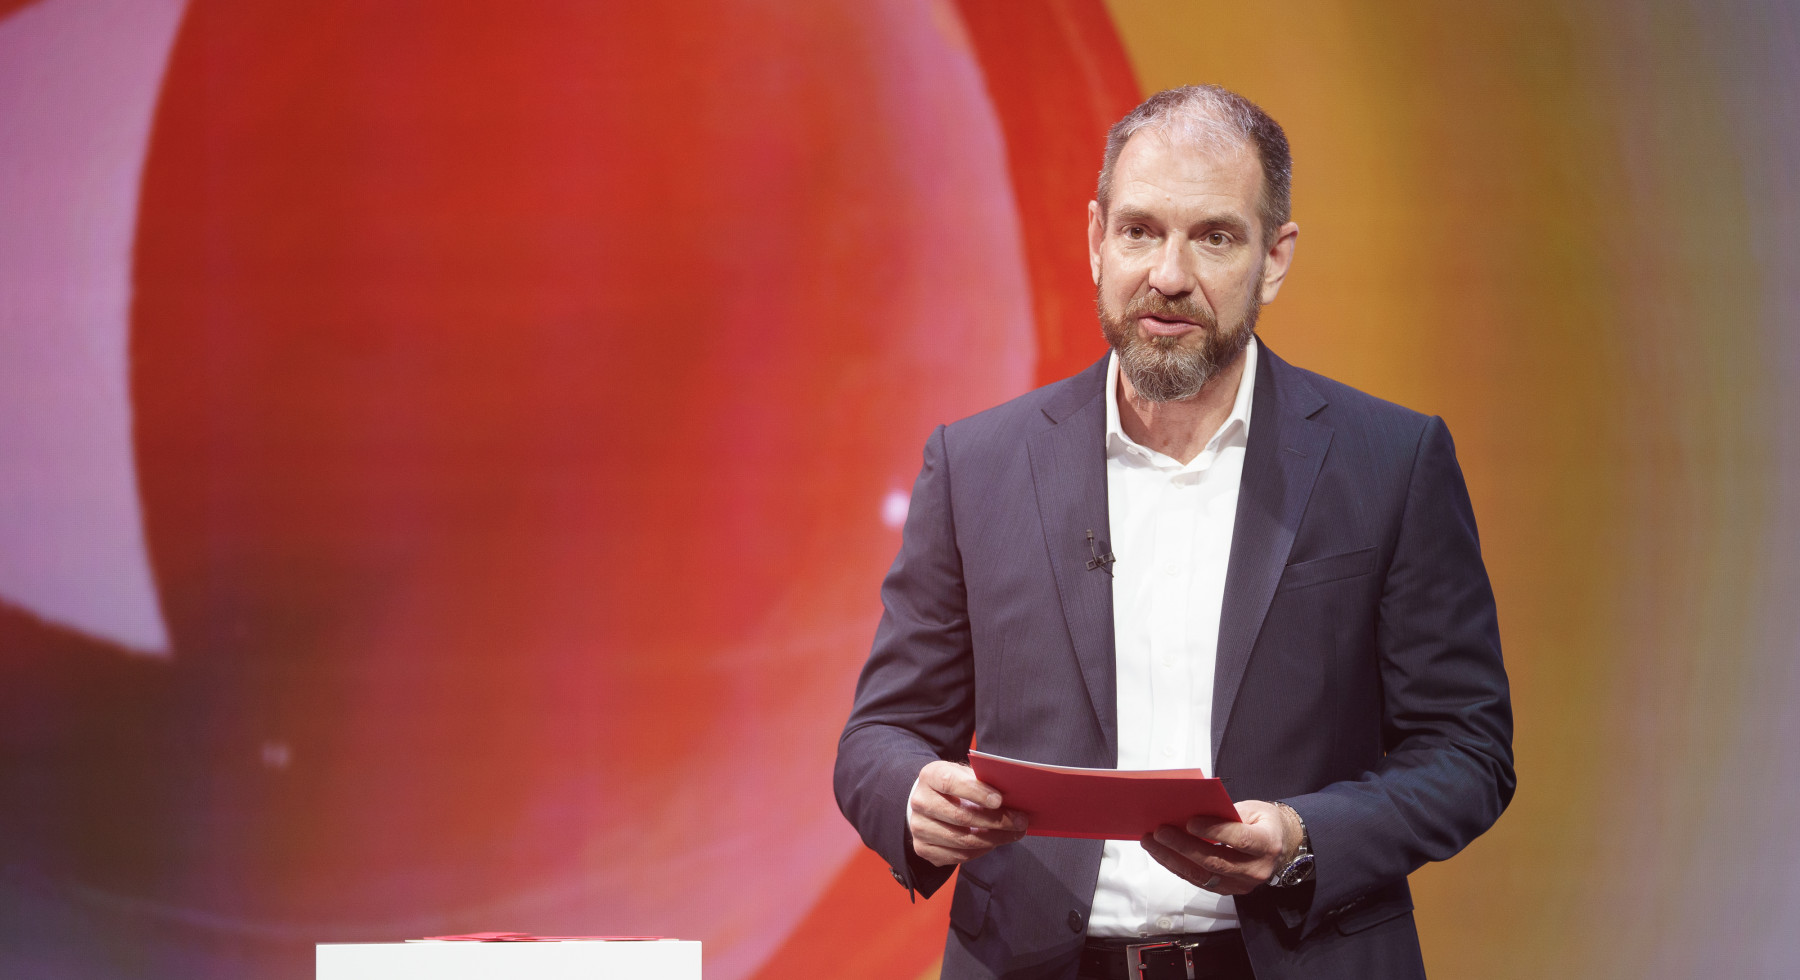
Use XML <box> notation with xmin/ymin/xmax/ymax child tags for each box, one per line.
<box><xmin>834</xmin><ymin>85</ymin><xmax>1514</xmax><ymax>980</ymax></box>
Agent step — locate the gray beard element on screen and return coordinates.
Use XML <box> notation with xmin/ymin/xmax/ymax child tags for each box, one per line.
<box><xmin>1098</xmin><ymin>280</ymin><xmax>1260</xmax><ymax>403</ymax></box>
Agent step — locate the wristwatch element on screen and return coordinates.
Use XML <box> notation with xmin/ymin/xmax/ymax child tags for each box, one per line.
<box><xmin>1266</xmin><ymin>803</ymin><xmax>1315</xmax><ymax>888</ymax></box>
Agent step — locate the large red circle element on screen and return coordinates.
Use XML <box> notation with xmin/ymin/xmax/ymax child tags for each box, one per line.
<box><xmin>130</xmin><ymin>0</ymin><xmax>1032</xmax><ymax>971</ymax></box>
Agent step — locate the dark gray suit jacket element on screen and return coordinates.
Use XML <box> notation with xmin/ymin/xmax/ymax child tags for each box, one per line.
<box><xmin>835</xmin><ymin>345</ymin><xmax>1514</xmax><ymax>979</ymax></box>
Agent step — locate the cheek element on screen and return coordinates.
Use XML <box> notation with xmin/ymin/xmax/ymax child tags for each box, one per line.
<box><xmin>1099</xmin><ymin>249</ymin><xmax>1149</xmax><ymax>293</ymax></box>
<box><xmin>1201</xmin><ymin>262</ymin><xmax>1260</xmax><ymax>308</ymax></box>
<box><xmin>1096</xmin><ymin>275</ymin><xmax>1136</xmax><ymax>316</ymax></box>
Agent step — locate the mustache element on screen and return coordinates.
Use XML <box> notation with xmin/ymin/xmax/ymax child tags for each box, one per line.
<box><xmin>1123</xmin><ymin>294</ymin><xmax>1219</xmax><ymax>329</ymax></box>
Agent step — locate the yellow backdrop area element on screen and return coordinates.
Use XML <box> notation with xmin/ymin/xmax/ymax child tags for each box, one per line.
<box><xmin>1104</xmin><ymin>2</ymin><xmax>1796</xmax><ymax>977</ymax></box>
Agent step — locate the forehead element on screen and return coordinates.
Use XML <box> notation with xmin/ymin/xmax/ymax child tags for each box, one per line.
<box><xmin>1110</xmin><ymin>128</ymin><xmax>1262</xmax><ymax>220</ymax></box>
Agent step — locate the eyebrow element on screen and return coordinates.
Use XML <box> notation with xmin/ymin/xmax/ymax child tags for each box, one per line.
<box><xmin>1109</xmin><ymin>207</ymin><xmax>1160</xmax><ymax>228</ymax></box>
<box><xmin>1110</xmin><ymin>207</ymin><xmax>1251</xmax><ymax>237</ymax></box>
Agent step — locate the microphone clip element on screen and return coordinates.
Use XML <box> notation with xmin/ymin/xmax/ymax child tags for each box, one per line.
<box><xmin>1085</xmin><ymin>529</ymin><xmax>1116</xmax><ymax>575</ymax></box>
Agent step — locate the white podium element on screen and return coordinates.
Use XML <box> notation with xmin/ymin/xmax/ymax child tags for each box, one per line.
<box><xmin>316</xmin><ymin>939</ymin><xmax>700</xmax><ymax>979</ymax></box>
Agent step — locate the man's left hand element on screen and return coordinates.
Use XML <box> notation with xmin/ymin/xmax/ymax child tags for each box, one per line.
<box><xmin>1141</xmin><ymin>800</ymin><xmax>1301</xmax><ymax>896</ymax></box>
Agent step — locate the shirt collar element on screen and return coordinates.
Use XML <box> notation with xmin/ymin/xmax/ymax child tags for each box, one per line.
<box><xmin>1105</xmin><ymin>336</ymin><xmax>1259</xmax><ymax>466</ymax></box>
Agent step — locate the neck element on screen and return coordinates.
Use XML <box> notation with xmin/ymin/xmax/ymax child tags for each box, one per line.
<box><xmin>1116</xmin><ymin>350</ymin><xmax>1248</xmax><ymax>465</ymax></box>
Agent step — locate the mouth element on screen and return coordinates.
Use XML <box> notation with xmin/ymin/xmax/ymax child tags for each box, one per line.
<box><xmin>1137</xmin><ymin>314</ymin><xmax>1199</xmax><ymax>337</ymax></box>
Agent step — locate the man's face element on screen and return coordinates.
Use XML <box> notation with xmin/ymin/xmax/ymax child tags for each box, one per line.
<box><xmin>1088</xmin><ymin>129</ymin><xmax>1298</xmax><ymax>402</ymax></box>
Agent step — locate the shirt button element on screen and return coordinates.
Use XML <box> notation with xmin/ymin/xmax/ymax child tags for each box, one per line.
<box><xmin>1067</xmin><ymin>909</ymin><xmax>1085</xmax><ymax>933</ymax></box>
<box><xmin>1156</xmin><ymin>916</ymin><xmax>1175</xmax><ymax>931</ymax></box>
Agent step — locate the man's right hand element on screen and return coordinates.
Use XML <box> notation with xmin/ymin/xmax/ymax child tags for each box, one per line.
<box><xmin>907</xmin><ymin>760</ymin><xmax>1030</xmax><ymax>867</ymax></box>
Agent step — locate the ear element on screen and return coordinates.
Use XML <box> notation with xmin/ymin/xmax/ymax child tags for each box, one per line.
<box><xmin>1258</xmin><ymin>220</ymin><xmax>1300</xmax><ymax>304</ymax></box>
<box><xmin>1087</xmin><ymin>200</ymin><xmax>1105</xmax><ymax>285</ymax></box>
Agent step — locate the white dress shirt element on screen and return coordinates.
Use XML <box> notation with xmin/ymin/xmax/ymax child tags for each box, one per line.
<box><xmin>1086</xmin><ymin>338</ymin><xmax>1257</xmax><ymax>937</ymax></box>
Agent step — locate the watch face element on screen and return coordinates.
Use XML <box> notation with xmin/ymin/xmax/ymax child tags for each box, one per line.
<box><xmin>1275</xmin><ymin>854</ymin><xmax>1315</xmax><ymax>887</ymax></box>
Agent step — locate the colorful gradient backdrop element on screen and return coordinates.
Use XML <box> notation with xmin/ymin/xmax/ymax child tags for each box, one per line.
<box><xmin>1</xmin><ymin>1</ymin><xmax>1795</xmax><ymax>977</ymax></box>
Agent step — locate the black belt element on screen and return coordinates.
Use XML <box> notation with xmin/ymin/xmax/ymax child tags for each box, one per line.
<box><xmin>1078</xmin><ymin>930</ymin><xmax>1252</xmax><ymax>980</ymax></box>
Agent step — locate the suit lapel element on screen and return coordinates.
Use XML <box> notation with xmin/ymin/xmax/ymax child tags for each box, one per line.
<box><xmin>1212</xmin><ymin>346</ymin><xmax>1331</xmax><ymax>761</ymax></box>
<box><xmin>1027</xmin><ymin>359</ymin><xmax>1117</xmax><ymax>763</ymax></box>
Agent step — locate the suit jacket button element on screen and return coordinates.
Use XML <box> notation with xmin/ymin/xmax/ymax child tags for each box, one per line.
<box><xmin>1067</xmin><ymin>910</ymin><xmax>1085</xmax><ymax>933</ymax></box>
<box><xmin>891</xmin><ymin>868</ymin><xmax>905</xmax><ymax>885</ymax></box>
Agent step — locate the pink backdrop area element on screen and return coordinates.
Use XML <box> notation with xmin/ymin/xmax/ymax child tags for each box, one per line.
<box><xmin>0</xmin><ymin>1</ymin><xmax>1134</xmax><ymax>977</ymax></box>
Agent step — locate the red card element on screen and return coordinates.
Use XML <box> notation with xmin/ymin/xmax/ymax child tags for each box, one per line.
<box><xmin>966</xmin><ymin>750</ymin><xmax>1239</xmax><ymax>840</ymax></box>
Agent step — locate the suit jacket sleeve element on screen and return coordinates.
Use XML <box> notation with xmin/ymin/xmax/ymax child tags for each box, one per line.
<box><xmin>835</xmin><ymin>424</ymin><xmax>974</xmax><ymax>900</ymax></box>
<box><xmin>1282</xmin><ymin>415</ymin><xmax>1515</xmax><ymax>935</ymax></box>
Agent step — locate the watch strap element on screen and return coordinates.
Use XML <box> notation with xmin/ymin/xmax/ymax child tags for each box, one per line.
<box><xmin>1267</xmin><ymin>803</ymin><xmax>1314</xmax><ymax>888</ymax></box>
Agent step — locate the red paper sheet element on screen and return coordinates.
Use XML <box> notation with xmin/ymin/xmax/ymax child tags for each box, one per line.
<box><xmin>966</xmin><ymin>750</ymin><xmax>1239</xmax><ymax>840</ymax></box>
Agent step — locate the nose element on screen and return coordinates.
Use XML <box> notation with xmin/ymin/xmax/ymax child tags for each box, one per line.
<box><xmin>1146</xmin><ymin>235</ymin><xmax>1195</xmax><ymax>297</ymax></box>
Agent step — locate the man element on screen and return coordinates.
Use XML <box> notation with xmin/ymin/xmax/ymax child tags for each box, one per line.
<box><xmin>835</xmin><ymin>85</ymin><xmax>1513</xmax><ymax>980</ymax></box>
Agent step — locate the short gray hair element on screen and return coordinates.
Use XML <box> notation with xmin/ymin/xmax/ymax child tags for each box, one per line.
<box><xmin>1096</xmin><ymin>85</ymin><xmax>1292</xmax><ymax>239</ymax></box>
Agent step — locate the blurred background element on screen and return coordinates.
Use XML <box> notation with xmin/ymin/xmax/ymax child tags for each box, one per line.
<box><xmin>1</xmin><ymin>0</ymin><xmax>1796</xmax><ymax>976</ymax></box>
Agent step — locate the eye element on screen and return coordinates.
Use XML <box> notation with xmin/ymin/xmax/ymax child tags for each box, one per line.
<box><xmin>1122</xmin><ymin>225</ymin><xmax>1147</xmax><ymax>241</ymax></box>
<box><xmin>1203</xmin><ymin>231</ymin><xmax>1232</xmax><ymax>247</ymax></box>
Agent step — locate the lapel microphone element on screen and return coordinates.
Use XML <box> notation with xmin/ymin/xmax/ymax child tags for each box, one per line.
<box><xmin>1085</xmin><ymin>529</ymin><xmax>1116</xmax><ymax>575</ymax></box>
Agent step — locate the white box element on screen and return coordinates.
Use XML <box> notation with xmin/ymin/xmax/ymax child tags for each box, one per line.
<box><xmin>316</xmin><ymin>940</ymin><xmax>700</xmax><ymax>979</ymax></box>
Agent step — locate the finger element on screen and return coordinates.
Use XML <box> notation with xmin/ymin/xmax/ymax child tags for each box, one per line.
<box><xmin>911</xmin><ymin>789</ymin><xmax>1028</xmax><ymax>831</ymax></box>
<box><xmin>1184</xmin><ymin>839</ymin><xmax>1257</xmax><ymax>873</ymax></box>
<box><xmin>1149</xmin><ymin>824</ymin><xmax>1223</xmax><ymax>860</ymax></box>
<box><xmin>962</xmin><ymin>806</ymin><xmax>1028</xmax><ymax>833</ymax></box>
<box><xmin>1140</xmin><ymin>835</ymin><xmax>1211</xmax><ymax>888</ymax></box>
<box><xmin>911</xmin><ymin>814</ymin><xmax>1021</xmax><ymax>869</ymax></box>
<box><xmin>1186</xmin><ymin>815</ymin><xmax>1276</xmax><ymax>856</ymax></box>
<box><xmin>1143</xmin><ymin>837</ymin><xmax>1263</xmax><ymax>895</ymax></box>
<box><xmin>922</xmin><ymin>762</ymin><xmax>1004</xmax><ymax>809</ymax></box>
<box><xmin>1215</xmin><ymin>876</ymin><xmax>1260</xmax><ymax>896</ymax></box>
<box><xmin>1148</xmin><ymin>828</ymin><xmax>1260</xmax><ymax>879</ymax></box>
<box><xmin>911</xmin><ymin>813</ymin><xmax>1027</xmax><ymax>852</ymax></box>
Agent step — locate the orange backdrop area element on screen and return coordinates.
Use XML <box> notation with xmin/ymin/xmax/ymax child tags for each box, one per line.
<box><xmin>2</xmin><ymin>1</ymin><xmax>1798</xmax><ymax>979</ymax></box>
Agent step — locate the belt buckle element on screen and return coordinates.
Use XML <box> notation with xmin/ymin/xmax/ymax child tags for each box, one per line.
<box><xmin>1124</xmin><ymin>939</ymin><xmax>1197</xmax><ymax>980</ymax></box>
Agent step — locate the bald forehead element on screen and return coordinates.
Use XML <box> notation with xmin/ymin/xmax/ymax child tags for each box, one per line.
<box><xmin>1133</xmin><ymin>109</ymin><xmax>1253</xmax><ymax>162</ymax></box>
<box><xmin>1112</xmin><ymin>129</ymin><xmax>1262</xmax><ymax>206</ymax></box>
